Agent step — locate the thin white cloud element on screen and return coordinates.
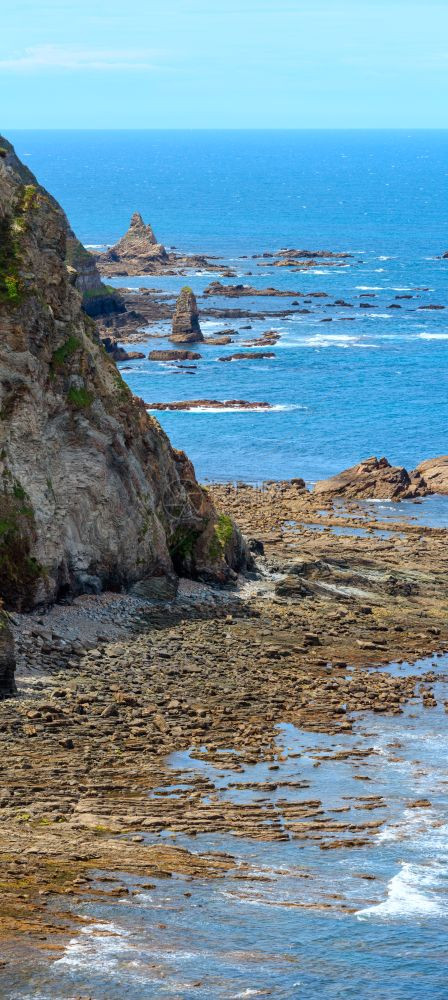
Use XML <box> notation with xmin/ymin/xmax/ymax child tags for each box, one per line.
<box><xmin>0</xmin><ymin>44</ymin><xmax>160</xmax><ymax>71</ymax></box>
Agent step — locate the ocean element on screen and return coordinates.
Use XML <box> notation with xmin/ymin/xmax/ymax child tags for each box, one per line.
<box><xmin>3</xmin><ymin>130</ymin><xmax>448</xmax><ymax>999</ymax></box>
<box><xmin>8</xmin><ymin>129</ymin><xmax>448</xmax><ymax>483</ymax></box>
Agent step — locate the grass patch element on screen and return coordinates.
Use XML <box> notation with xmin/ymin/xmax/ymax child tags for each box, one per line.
<box><xmin>67</xmin><ymin>386</ymin><xmax>94</xmax><ymax>410</ymax></box>
<box><xmin>208</xmin><ymin>514</ymin><xmax>234</xmax><ymax>561</ymax></box>
<box><xmin>0</xmin><ymin>184</ymin><xmax>39</xmax><ymax>306</ymax></box>
<box><xmin>50</xmin><ymin>335</ymin><xmax>80</xmax><ymax>371</ymax></box>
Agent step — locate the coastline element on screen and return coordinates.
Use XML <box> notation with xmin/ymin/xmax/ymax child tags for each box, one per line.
<box><xmin>2</xmin><ymin>479</ymin><xmax>448</xmax><ymax>990</ymax></box>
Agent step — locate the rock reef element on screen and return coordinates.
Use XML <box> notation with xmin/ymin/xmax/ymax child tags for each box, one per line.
<box><xmin>147</xmin><ymin>399</ymin><xmax>272</xmax><ymax>411</ymax></box>
<box><xmin>0</xmin><ymin>135</ymin><xmax>244</xmax><ymax>609</ymax></box>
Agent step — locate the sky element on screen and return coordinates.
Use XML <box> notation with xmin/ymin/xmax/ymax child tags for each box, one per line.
<box><xmin>1</xmin><ymin>0</ymin><xmax>447</xmax><ymax>129</ymax></box>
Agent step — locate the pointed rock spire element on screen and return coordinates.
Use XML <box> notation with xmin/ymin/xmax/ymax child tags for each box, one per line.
<box><xmin>99</xmin><ymin>212</ymin><xmax>167</xmax><ymax>269</ymax></box>
<box><xmin>170</xmin><ymin>287</ymin><xmax>204</xmax><ymax>343</ymax></box>
<box><xmin>128</xmin><ymin>211</ymin><xmax>158</xmax><ymax>245</ymax></box>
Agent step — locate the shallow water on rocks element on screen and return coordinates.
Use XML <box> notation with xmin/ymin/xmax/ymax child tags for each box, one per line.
<box><xmin>5</xmin><ymin>655</ymin><xmax>448</xmax><ymax>999</ymax></box>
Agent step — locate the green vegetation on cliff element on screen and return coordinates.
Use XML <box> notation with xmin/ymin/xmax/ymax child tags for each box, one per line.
<box><xmin>0</xmin><ymin>480</ymin><xmax>43</xmax><ymax>609</ymax></box>
<box><xmin>67</xmin><ymin>386</ymin><xmax>94</xmax><ymax>409</ymax></box>
<box><xmin>0</xmin><ymin>183</ymin><xmax>38</xmax><ymax>306</ymax></box>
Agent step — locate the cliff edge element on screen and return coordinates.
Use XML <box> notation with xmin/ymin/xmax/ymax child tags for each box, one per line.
<box><xmin>0</xmin><ymin>136</ymin><xmax>245</xmax><ymax>610</ymax></box>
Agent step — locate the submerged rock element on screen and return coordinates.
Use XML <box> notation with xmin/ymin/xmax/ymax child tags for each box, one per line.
<box><xmin>0</xmin><ymin>135</ymin><xmax>245</xmax><ymax>608</ymax></box>
<box><xmin>170</xmin><ymin>287</ymin><xmax>204</xmax><ymax>344</ymax></box>
<box><xmin>314</xmin><ymin>456</ymin><xmax>430</xmax><ymax>501</ymax></box>
<box><xmin>218</xmin><ymin>351</ymin><xmax>275</xmax><ymax>362</ymax></box>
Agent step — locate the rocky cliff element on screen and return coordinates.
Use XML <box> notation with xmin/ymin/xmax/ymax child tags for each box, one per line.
<box><xmin>0</xmin><ymin>135</ymin><xmax>245</xmax><ymax>610</ymax></box>
<box><xmin>65</xmin><ymin>231</ymin><xmax>125</xmax><ymax>319</ymax></box>
<box><xmin>0</xmin><ymin>602</ymin><xmax>15</xmax><ymax>697</ymax></box>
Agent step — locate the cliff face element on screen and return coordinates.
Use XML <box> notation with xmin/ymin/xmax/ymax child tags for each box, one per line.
<box><xmin>0</xmin><ymin>603</ymin><xmax>15</xmax><ymax>698</ymax></box>
<box><xmin>65</xmin><ymin>232</ymin><xmax>125</xmax><ymax>319</ymax></box>
<box><xmin>0</xmin><ymin>136</ymin><xmax>244</xmax><ymax>610</ymax></box>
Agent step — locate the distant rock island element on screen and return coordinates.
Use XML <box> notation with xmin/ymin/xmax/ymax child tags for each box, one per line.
<box><xmin>95</xmin><ymin>212</ymin><xmax>235</xmax><ymax>277</ymax></box>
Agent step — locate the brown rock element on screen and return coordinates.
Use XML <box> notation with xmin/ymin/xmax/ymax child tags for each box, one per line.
<box><xmin>412</xmin><ymin>456</ymin><xmax>448</xmax><ymax>495</ymax></box>
<box><xmin>170</xmin><ymin>287</ymin><xmax>204</xmax><ymax>344</ymax></box>
<box><xmin>314</xmin><ymin>456</ymin><xmax>430</xmax><ymax>501</ymax></box>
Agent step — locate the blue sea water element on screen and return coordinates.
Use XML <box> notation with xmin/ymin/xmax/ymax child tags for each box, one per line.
<box><xmin>8</xmin><ymin>129</ymin><xmax>448</xmax><ymax>483</ymax></box>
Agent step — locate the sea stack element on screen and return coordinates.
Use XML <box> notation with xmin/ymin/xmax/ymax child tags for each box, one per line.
<box><xmin>98</xmin><ymin>211</ymin><xmax>168</xmax><ymax>273</ymax></box>
<box><xmin>170</xmin><ymin>286</ymin><xmax>204</xmax><ymax>343</ymax></box>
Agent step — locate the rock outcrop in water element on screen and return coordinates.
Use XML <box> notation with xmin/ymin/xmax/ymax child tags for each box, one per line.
<box><xmin>0</xmin><ymin>135</ymin><xmax>245</xmax><ymax>610</ymax></box>
<box><xmin>0</xmin><ymin>603</ymin><xmax>15</xmax><ymax>698</ymax></box>
<box><xmin>97</xmin><ymin>212</ymin><xmax>168</xmax><ymax>275</ymax></box>
<box><xmin>314</xmin><ymin>456</ymin><xmax>430</xmax><ymax>500</ymax></box>
<box><xmin>170</xmin><ymin>287</ymin><xmax>204</xmax><ymax>344</ymax></box>
<box><xmin>413</xmin><ymin>456</ymin><xmax>448</xmax><ymax>495</ymax></box>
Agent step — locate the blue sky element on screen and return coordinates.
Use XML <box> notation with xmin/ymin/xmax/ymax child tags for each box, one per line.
<box><xmin>1</xmin><ymin>0</ymin><xmax>447</xmax><ymax>128</ymax></box>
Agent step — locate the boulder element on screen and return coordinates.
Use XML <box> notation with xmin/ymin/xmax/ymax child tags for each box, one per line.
<box><xmin>170</xmin><ymin>287</ymin><xmax>204</xmax><ymax>344</ymax></box>
<box><xmin>413</xmin><ymin>456</ymin><xmax>448</xmax><ymax>495</ymax></box>
<box><xmin>314</xmin><ymin>456</ymin><xmax>430</xmax><ymax>501</ymax></box>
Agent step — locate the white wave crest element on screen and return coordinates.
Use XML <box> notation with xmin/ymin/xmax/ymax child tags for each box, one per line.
<box><xmin>419</xmin><ymin>333</ymin><xmax>448</xmax><ymax>340</ymax></box>
<box><xmin>356</xmin><ymin>863</ymin><xmax>446</xmax><ymax>921</ymax></box>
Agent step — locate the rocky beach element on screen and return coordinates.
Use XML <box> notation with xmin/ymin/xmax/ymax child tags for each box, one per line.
<box><xmin>1</xmin><ymin>129</ymin><xmax>448</xmax><ymax>997</ymax></box>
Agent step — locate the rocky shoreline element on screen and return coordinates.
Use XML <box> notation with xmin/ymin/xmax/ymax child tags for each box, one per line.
<box><xmin>1</xmin><ymin>478</ymin><xmax>448</xmax><ymax>955</ymax></box>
